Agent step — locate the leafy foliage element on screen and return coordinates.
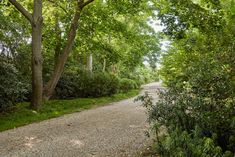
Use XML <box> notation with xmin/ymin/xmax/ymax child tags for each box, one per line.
<box><xmin>138</xmin><ymin>0</ymin><xmax>235</xmax><ymax>156</ymax></box>
<box><xmin>139</xmin><ymin>86</ymin><xmax>235</xmax><ymax>156</ymax></box>
<box><xmin>55</xmin><ymin>71</ymin><xmax>120</xmax><ymax>99</ymax></box>
<box><xmin>119</xmin><ymin>66</ymin><xmax>159</xmax><ymax>87</ymax></box>
<box><xmin>0</xmin><ymin>60</ymin><xmax>29</xmax><ymax>111</ymax></box>
<box><xmin>119</xmin><ymin>78</ymin><xmax>137</xmax><ymax>93</ymax></box>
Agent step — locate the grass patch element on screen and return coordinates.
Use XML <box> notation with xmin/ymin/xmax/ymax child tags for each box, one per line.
<box><xmin>0</xmin><ymin>90</ymin><xmax>139</xmax><ymax>132</ymax></box>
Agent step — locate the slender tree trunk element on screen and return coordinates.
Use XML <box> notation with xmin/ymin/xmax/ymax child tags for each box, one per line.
<box><xmin>86</xmin><ymin>53</ymin><xmax>93</xmax><ymax>72</ymax></box>
<box><xmin>54</xmin><ymin>15</ymin><xmax>62</xmax><ymax>69</ymax></box>
<box><xmin>43</xmin><ymin>0</ymin><xmax>95</xmax><ymax>100</ymax></box>
<box><xmin>102</xmin><ymin>58</ymin><xmax>106</xmax><ymax>72</ymax></box>
<box><xmin>43</xmin><ymin>2</ymin><xmax>83</xmax><ymax>100</ymax></box>
<box><xmin>103</xmin><ymin>33</ymin><xmax>112</xmax><ymax>73</ymax></box>
<box><xmin>31</xmin><ymin>0</ymin><xmax>43</xmax><ymax>110</ymax></box>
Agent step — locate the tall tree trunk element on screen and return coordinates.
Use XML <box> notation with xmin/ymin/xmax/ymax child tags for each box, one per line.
<box><xmin>43</xmin><ymin>1</ymin><xmax>86</xmax><ymax>100</ymax></box>
<box><xmin>86</xmin><ymin>53</ymin><xmax>93</xmax><ymax>73</ymax></box>
<box><xmin>43</xmin><ymin>0</ymin><xmax>95</xmax><ymax>100</ymax></box>
<box><xmin>102</xmin><ymin>58</ymin><xmax>106</xmax><ymax>72</ymax></box>
<box><xmin>54</xmin><ymin>15</ymin><xmax>62</xmax><ymax>69</ymax></box>
<box><xmin>9</xmin><ymin>0</ymin><xmax>43</xmax><ymax>110</ymax></box>
<box><xmin>31</xmin><ymin>0</ymin><xmax>43</xmax><ymax>110</ymax></box>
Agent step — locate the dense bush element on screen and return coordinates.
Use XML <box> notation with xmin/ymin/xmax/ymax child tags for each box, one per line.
<box><xmin>89</xmin><ymin>72</ymin><xmax>120</xmax><ymax>97</ymax></box>
<box><xmin>119</xmin><ymin>78</ymin><xmax>137</xmax><ymax>93</ymax></box>
<box><xmin>76</xmin><ymin>72</ymin><xmax>120</xmax><ymax>97</ymax></box>
<box><xmin>0</xmin><ymin>61</ymin><xmax>28</xmax><ymax>111</ymax></box>
<box><xmin>55</xmin><ymin>72</ymin><xmax>120</xmax><ymax>99</ymax></box>
<box><xmin>54</xmin><ymin>73</ymin><xmax>79</xmax><ymax>99</ymax></box>
<box><xmin>153</xmin><ymin>31</ymin><xmax>235</xmax><ymax>156</ymax></box>
<box><xmin>138</xmin><ymin>85</ymin><xmax>235</xmax><ymax>156</ymax></box>
<box><xmin>148</xmin><ymin>3</ymin><xmax>235</xmax><ymax>155</ymax></box>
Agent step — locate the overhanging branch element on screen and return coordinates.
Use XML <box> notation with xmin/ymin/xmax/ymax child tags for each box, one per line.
<box><xmin>9</xmin><ymin>0</ymin><xmax>34</xmax><ymax>25</ymax></box>
<box><xmin>47</xmin><ymin>0</ymin><xmax>68</xmax><ymax>14</ymax></box>
<box><xmin>81</xmin><ymin>0</ymin><xmax>95</xmax><ymax>9</ymax></box>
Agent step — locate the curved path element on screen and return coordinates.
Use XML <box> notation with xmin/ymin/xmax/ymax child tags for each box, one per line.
<box><xmin>0</xmin><ymin>82</ymin><xmax>160</xmax><ymax>157</ymax></box>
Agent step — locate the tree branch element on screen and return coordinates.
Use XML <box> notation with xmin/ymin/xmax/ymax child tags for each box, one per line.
<box><xmin>47</xmin><ymin>0</ymin><xmax>68</xmax><ymax>14</ymax></box>
<box><xmin>81</xmin><ymin>0</ymin><xmax>95</xmax><ymax>9</ymax></box>
<box><xmin>9</xmin><ymin>0</ymin><xmax>33</xmax><ymax>24</ymax></box>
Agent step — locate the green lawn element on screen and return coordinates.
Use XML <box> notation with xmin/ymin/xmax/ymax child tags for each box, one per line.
<box><xmin>0</xmin><ymin>90</ymin><xmax>139</xmax><ymax>132</ymax></box>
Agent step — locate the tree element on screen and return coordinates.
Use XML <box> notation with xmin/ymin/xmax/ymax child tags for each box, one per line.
<box><xmin>9</xmin><ymin>0</ymin><xmax>43</xmax><ymax>110</ymax></box>
<box><xmin>8</xmin><ymin>0</ymin><xmax>95</xmax><ymax>107</ymax></box>
<box><xmin>43</xmin><ymin>0</ymin><xmax>95</xmax><ymax>100</ymax></box>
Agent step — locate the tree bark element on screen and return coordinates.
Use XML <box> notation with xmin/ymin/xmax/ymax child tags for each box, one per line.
<box><xmin>31</xmin><ymin>0</ymin><xmax>43</xmax><ymax>110</ymax></box>
<box><xmin>43</xmin><ymin>0</ymin><xmax>95</xmax><ymax>100</ymax></box>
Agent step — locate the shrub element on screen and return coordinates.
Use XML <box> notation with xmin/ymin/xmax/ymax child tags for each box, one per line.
<box><xmin>138</xmin><ymin>86</ymin><xmax>235</xmax><ymax>156</ymax></box>
<box><xmin>119</xmin><ymin>78</ymin><xmax>137</xmax><ymax>93</ymax></box>
<box><xmin>88</xmin><ymin>72</ymin><xmax>119</xmax><ymax>97</ymax></box>
<box><xmin>0</xmin><ymin>62</ymin><xmax>28</xmax><ymax>112</ymax></box>
<box><xmin>55</xmin><ymin>72</ymin><xmax>120</xmax><ymax>98</ymax></box>
<box><xmin>54</xmin><ymin>73</ymin><xmax>79</xmax><ymax>99</ymax></box>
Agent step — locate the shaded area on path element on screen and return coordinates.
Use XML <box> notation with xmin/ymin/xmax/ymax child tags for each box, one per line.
<box><xmin>0</xmin><ymin>82</ymin><xmax>161</xmax><ymax>157</ymax></box>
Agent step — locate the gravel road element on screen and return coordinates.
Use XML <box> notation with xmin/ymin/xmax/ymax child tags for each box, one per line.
<box><xmin>0</xmin><ymin>82</ymin><xmax>160</xmax><ymax>157</ymax></box>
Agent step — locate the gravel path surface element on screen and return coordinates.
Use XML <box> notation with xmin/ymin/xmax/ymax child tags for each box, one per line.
<box><xmin>0</xmin><ymin>82</ymin><xmax>160</xmax><ymax>157</ymax></box>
